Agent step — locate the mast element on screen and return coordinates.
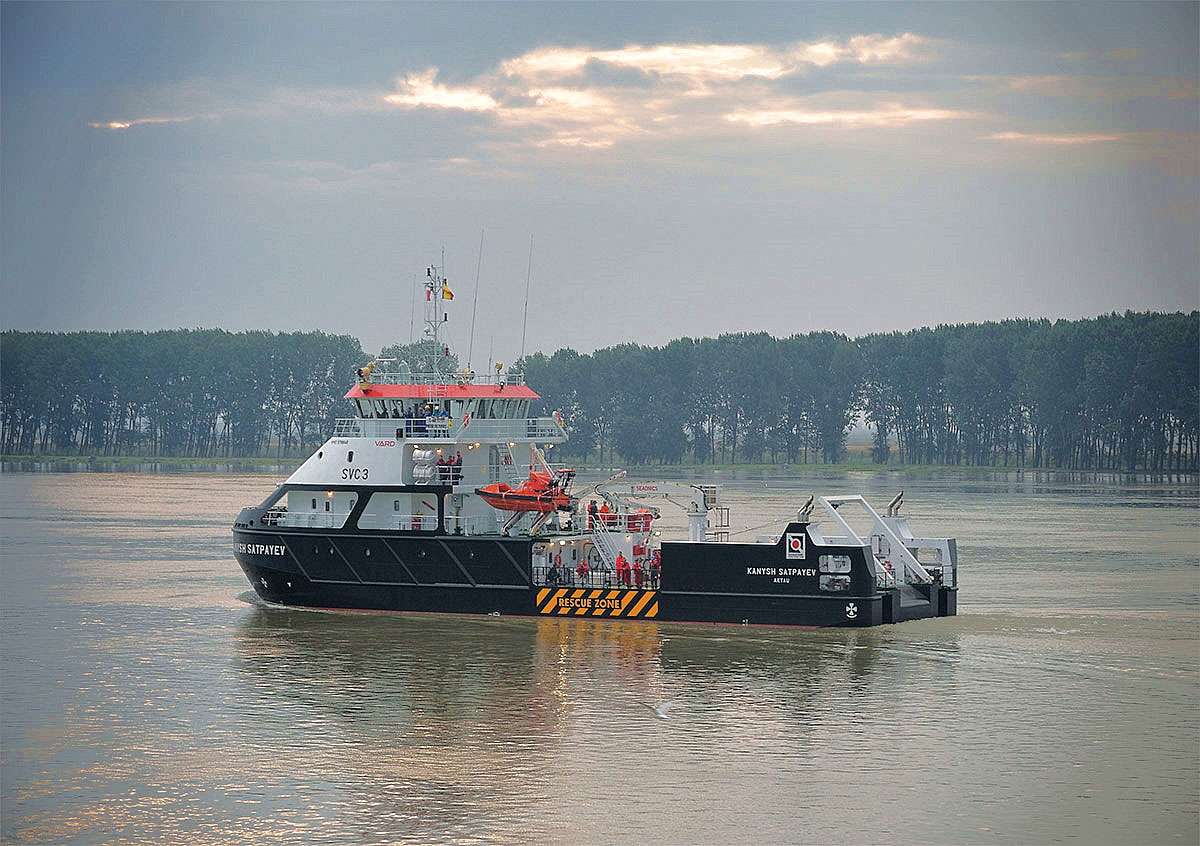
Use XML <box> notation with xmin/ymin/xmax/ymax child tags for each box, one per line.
<box><xmin>468</xmin><ymin>229</ymin><xmax>484</xmax><ymax>372</ymax></box>
<box><xmin>419</xmin><ymin>263</ymin><xmax>454</xmax><ymax>377</ymax></box>
<box><xmin>519</xmin><ymin>235</ymin><xmax>533</xmax><ymax>366</ymax></box>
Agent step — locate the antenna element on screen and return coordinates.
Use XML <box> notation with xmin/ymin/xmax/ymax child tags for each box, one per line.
<box><xmin>467</xmin><ymin>229</ymin><xmax>484</xmax><ymax>371</ymax></box>
<box><xmin>519</xmin><ymin>235</ymin><xmax>533</xmax><ymax>366</ymax></box>
<box><xmin>408</xmin><ymin>269</ymin><xmax>417</xmax><ymax>344</ymax></box>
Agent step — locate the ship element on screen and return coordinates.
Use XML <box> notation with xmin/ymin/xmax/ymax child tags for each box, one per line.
<box><xmin>232</xmin><ymin>264</ymin><xmax>958</xmax><ymax>627</ymax></box>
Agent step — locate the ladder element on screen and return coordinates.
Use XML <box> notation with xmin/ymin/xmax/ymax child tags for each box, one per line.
<box><xmin>589</xmin><ymin>518</ymin><xmax>619</xmax><ymax>571</ymax></box>
<box><xmin>502</xmin><ymin>443</ymin><xmax>525</xmax><ymax>486</ymax></box>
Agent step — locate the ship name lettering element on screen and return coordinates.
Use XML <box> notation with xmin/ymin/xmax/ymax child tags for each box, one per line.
<box><xmin>237</xmin><ymin>542</ymin><xmax>285</xmax><ymax>556</ymax></box>
<box><xmin>779</xmin><ymin>568</ymin><xmax>816</xmax><ymax>577</ymax></box>
<box><xmin>341</xmin><ymin>467</ymin><xmax>369</xmax><ymax>480</ymax></box>
<box><xmin>747</xmin><ymin>567</ymin><xmax>776</xmax><ymax>576</ymax></box>
<box><xmin>375</xmin><ymin>440</ymin><xmax>395</xmax><ymax>447</ymax></box>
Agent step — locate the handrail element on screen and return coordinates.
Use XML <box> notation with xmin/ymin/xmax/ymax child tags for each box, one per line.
<box><xmin>329</xmin><ymin>417</ymin><xmax>565</xmax><ymax>442</ymax></box>
<box><xmin>364</xmin><ymin>370</ymin><xmax>526</xmax><ymax>387</ymax></box>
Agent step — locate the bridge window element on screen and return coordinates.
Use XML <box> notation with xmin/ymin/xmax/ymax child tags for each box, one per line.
<box><xmin>819</xmin><ymin>554</ymin><xmax>852</xmax><ymax>574</ymax></box>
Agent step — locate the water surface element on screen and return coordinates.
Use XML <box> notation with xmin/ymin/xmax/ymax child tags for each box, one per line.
<box><xmin>2</xmin><ymin>471</ymin><xmax>1197</xmax><ymax>844</ymax></box>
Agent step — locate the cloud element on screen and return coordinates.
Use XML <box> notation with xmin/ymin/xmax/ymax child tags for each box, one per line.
<box><xmin>498</xmin><ymin>34</ymin><xmax>934</xmax><ymax>83</ymax></box>
<box><xmin>384</xmin><ymin>69</ymin><xmax>498</xmax><ymax>111</ymax></box>
<box><xmin>88</xmin><ymin>115</ymin><xmax>199</xmax><ymax>130</ymax></box>
<box><xmin>984</xmin><ymin>74</ymin><xmax>1197</xmax><ymax>100</ymax></box>
<box><xmin>1061</xmin><ymin>47</ymin><xmax>1141</xmax><ymax>61</ymax></box>
<box><xmin>728</xmin><ymin>103</ymin><xmax>974</xmax><ymax>127</ymax></box>
<box><xmin>373</xmin><ymin>35</ymin><xmax>956</xmax><ymax>152</ymax></box>
<box><xmin>986</xmin><ymin>131</ymin><xmax>1122</xmax><ymax>144</ymax></box>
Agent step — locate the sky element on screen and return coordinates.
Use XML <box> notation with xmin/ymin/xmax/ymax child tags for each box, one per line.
<box><xmin>2</xmin><ymin>1</ymin><xmax>1197</xmax><ymax>367</ymax></box>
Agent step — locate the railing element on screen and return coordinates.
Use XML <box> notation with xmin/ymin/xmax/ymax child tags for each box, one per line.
<box><xmin>329</xmin><ymin>417</ymin><xmax>565</xmax><ymax>442</ymax></box>
<box><xmin>365</xmin><ymin>369</ymin><xmax>526</xmax><ymax>387</ymax></box>
<box><xmin>534</xmin><ymin>564</ymin><xmax>660</xmax><ymax>590</ymax></box>
<box><xmin>264</xmin><ymin>511</ymin><xmax>350</xmax><ymax>530</ymax></box>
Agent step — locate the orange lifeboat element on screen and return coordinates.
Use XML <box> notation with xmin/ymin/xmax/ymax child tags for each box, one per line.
<box><xmin>476</xmin><ymin>469</ymin><xmax>575</xmax><ymax>513</ymax></box>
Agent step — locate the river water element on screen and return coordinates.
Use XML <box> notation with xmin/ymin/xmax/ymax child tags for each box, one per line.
<box><xmin>1</xmin><ymin>470</ymin><xmax>1196</xmax><ymax>845</ymax></box>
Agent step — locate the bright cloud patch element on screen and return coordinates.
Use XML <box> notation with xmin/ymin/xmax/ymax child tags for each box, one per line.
<box><xmin>728</xmin><ymin>105</ymin><xmax>974</xmax><ymax>127</ymax></box>
<box><xmin>384</xmin><ymin>69</ymin><xmax>498</xmax><ymax>111</ymax></box>
<box><xmin>88</xmin><ymin>116</ymin><xmax>197</xmax><ymax>130</ymax></box>
<box><xmin>376</xmin><ymin>35</ymin><xmax>959</xmax><ymax>151</ymax></box>
<box><xmin>987</xmin><ymin>131</ymin><xmax>1122</xmax><ymax>144</ymax></box>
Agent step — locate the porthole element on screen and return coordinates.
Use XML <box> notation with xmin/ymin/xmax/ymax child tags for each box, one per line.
<box><xmin>365</xmin><ymin>548</ymin><xmax>372</xmax><ymax>557</ymax></box>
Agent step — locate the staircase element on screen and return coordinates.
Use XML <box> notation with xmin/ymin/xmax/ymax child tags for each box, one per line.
<box><xmin>590</xmin><ymin>518</ymin><xmax>620</xmax><ymax>571</ymax></box>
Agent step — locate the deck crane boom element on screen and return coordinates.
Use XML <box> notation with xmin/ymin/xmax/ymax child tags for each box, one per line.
<box><xmin>593</xmin><ymin>481</ymin><xmax>722</xmax><ymax>541</ymax></box>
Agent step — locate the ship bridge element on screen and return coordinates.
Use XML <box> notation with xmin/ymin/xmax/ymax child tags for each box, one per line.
<box><xmin>340</xmin><ymin>378</ymin><xmax>565</xmax><ymax>445</ymax></box>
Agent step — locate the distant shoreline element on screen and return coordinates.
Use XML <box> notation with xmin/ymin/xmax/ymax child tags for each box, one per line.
<box><xmin>3</xmin><ymin>454</ymin><xmax>1195</xmax><ymax>481</ymax></box>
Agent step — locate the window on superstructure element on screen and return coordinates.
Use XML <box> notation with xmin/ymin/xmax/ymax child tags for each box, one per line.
<box><xmin>347</xmin><ymin>450</ymin><xmax>354</xmax><ymax>462</ymax></box>
<box><xmin>311</xmin><ymin>498</ymin><xmax>317</xmax><ymax>510</ymax></box>
<box><xmin>325</xmin><ymin>500</ymin><xmax>331</xmax><ymax>512</ymax></box>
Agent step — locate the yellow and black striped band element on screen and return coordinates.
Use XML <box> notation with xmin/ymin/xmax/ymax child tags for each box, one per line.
<box><xmin>535</xmin><ymin>588</ymin><xmax>658</xmax><ymax>618</ymax></box>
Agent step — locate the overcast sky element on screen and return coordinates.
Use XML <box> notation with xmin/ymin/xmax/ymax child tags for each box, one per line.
<box><xmin>2</xmin><ymin>1</ymin><xmax>1196</xmax><ymax>367</ymax></box>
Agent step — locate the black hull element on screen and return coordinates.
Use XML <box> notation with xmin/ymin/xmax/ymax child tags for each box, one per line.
<box><xmin>233</xmin><ymin>522</ymin><xmax>955</xmax><ymax>628</ymax></box>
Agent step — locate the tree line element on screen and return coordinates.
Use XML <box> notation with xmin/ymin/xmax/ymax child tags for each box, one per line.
<box><xmin>522</xmin><ymin>311</ymin><xmax>1198</xmax><ymax>472</ymax></box>
<box><xmin>1</xmin><ymin>330</ymin><xmax>363</xmax><ymax>458</ymax></box>
<box><xmin>1</xmin><ymin>311</ymin><xmax>1196</xmax><ymax>471</ymax></box>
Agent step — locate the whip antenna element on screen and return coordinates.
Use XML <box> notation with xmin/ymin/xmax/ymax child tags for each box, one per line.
<box><xmin>408</xmin><ymin>267</ymin><xmax>417</xmax><ymax>344</ymax></box>
<box><xmin>519</xmin><ymin>235</ymin><xmax>533</xmax><ymax>366</ymax></box>
<box><xmin>467</xmin><ymin>229</ymin><xmax>484</xmax><ymax>371</ymax></box>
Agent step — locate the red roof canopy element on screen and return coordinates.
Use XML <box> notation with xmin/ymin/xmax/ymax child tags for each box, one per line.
<box><xmin>345</xmin><ymin>383</ymin><xmax>540</xmax><ymax>400</ymax></box>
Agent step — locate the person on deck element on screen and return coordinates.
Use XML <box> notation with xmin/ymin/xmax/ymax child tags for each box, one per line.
<box><xmin>587</xmin><ymin>500</ymin><xmax>599</xmax><ymax>529</ymax></box>
<box><xmin>650</xmin><ymin>549</ymin><xmax>661</xmax><ymax>588</ymax></box>
<box><xmin>576</xmin><ymin>558</ymin><xmax>590</xmax><ymax>586</ymax></box>
<box><xmin>599</xmin><ymin>501</ymin><xmax>611</xmax><ymax>528</ymax></box>
<box><xmin>436</xmin><ymin>455</ymin><xmax>447</xmax><ymax>483</ymax></box>
<box><xmin>453</xmin><ymin>452</ymin><xmax>463</xmax><ymax>483</ymax></box>
<box><xmin>633</xmin><ymin>557</ymin><xmax>644</xmax><ymax>589</ymax></box>
<box><xmin>615</xmin><ymin>552</ymin><xmax>631</xmax><ymax>587</ymax></box>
